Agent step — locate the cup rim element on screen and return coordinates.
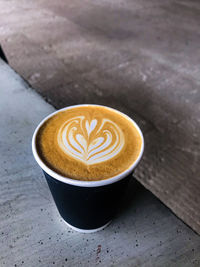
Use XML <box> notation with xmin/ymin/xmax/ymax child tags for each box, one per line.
<box><xmin>32</xmin><ymin>104</ymin><xmax>144</xmax><ymax>187</ymax></box>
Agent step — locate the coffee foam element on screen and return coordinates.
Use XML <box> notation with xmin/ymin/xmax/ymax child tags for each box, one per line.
<box><xmin>57</xmin><ymin>116</ymin><xmax>124</xmax><ymax>165</ymax></box>
<box><xmin>36</xmin><ymin>105</ymin><xmax>143</xmax><ymax>181</ymax></box>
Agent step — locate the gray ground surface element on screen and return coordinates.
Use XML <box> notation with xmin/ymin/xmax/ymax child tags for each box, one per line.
<box><xmin>0</xmin><ymin>58</ymin><xmax>200</xmax><ymax>267</ymax></box>
<box><xmin>0</xmin><ymin>0</ymin><xmax>200</xmax><ymax>235</ymax></box>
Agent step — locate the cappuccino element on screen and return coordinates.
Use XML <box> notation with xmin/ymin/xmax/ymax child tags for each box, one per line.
<box><xmin>36</xmin><ymin>105</ymin><xmax>143</xmax><ymax>181</ymax></box>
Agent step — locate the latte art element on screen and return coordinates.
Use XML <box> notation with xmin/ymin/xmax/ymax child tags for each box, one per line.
<box><xmin>57</xmin><ymin>116</ymin><xmax>125</xmax><ymax>165</ymax></box>
<box><xmin>36</xmin><ymin>105</ymin><xmax>143</xmax><ymax>181</ymax></box>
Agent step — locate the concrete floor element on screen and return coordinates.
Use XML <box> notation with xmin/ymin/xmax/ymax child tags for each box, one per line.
<box><xmin>0</xmin><ymin>0</ymin><xmax>200</xmax><ymax>234</ymax></box>
<box><xmin>1</xmin><ymin>58</ymin><xmax>200</xmax><ymax>267</ymax></box>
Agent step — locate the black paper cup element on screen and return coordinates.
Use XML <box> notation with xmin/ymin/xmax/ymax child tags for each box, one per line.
<box><xmin>32</xmin><ymin>105</ymin><xmax>144</xmax><ymax>233</ymax></box>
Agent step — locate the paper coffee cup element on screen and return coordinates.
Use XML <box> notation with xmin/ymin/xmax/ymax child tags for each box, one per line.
<box><xmin>32</xmin><ymin>105</ymin><xmax>144</xmax><ymax>233</ymax></box>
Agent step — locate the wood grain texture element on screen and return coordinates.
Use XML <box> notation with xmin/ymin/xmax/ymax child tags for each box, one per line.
<box><xmin>0</xmin><ymin>60</ymin><xmax>200</xmax><ymax>266</ymax></box>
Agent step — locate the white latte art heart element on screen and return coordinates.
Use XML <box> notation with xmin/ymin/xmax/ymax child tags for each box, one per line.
<box><xmin>57</xmin><ymin>116</ymin><xmax>125</xmax><ymax>165</ymax></box>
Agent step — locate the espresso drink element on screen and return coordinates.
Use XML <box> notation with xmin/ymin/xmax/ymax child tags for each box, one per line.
<box><xmin>36</xmin><ymin>105</ymin><xmax>143</xmax><ymax>181</ymax></box>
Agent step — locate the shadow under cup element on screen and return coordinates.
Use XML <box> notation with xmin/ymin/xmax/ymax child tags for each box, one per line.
<box><xmin>32</xmin><ymin>105</ymin><xmax>144</xmax><ymax>233</ymax></box>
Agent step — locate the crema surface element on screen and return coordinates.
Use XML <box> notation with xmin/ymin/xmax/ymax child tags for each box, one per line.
<box><xmin>36</xmin><ymin>106</ymin><xmax>142</xmax><ymax>181</ymax></box>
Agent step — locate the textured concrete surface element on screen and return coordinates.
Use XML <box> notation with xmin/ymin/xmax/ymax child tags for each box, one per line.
<box><xmin>0</xmin><ymin>0</ymin><xmax>200</xmax><ymax>233</ymax></box>
<box><xmin>0</xmin><ymin>58</ymin><xmax>200</xmax><ymax>267</ymax></box>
